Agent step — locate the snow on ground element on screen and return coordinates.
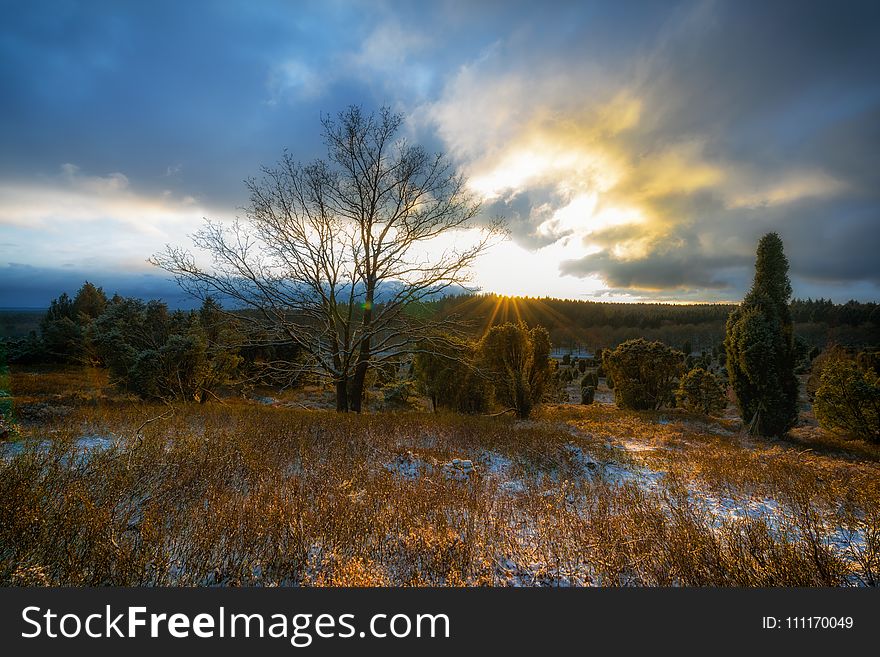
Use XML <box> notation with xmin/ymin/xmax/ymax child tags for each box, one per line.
<box><xmin>494</xmin><ymin>555</ymin><xmax>591</xmax><ymax>587</ymax></box>
<box><xmin>1</xmin><ymin>434</ymin><xmax>115</xmax><ymax>460</ymax></box>
<box><xmin>384</xmin><ymin>451</ymin><xmax>432</xmax><ymax>479</ymax></box>
<box><xmin>613</xmin><ymin>439</ymin><xmax>658</xmax><ymax>453</ymax></box>
<box><xmin>689</xmin><ymin>489</ymin><xmax>780</xmax><ymax>524</ymax></box>
<box><xmin>478</xmin><ymin>450</ymin><xmax>528</xmax><ymax>493</ymax></box>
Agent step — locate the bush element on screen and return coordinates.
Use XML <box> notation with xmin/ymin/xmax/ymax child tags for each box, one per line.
<box><xmin>381</xmin><ymin>380</ymin><xmax>417</xmax><ymax>409</ymax></box>
<box><xmin>603</xmin><ymin>339</ymin><xmax>684</xmax><ymax>410</ymax></box>
<box><xmin>413</xmin><ymin>336</ymin><xmax>492</xmax><ymax>414</ymax></box>
<box><xmin>580</xmin><ymin>372</ymin><xmax>598</xmax><ymax>389</ymax></box>
<box><xmin>814</xmin><ymin>353</ymin><xmax>880</xmax><ymax>442</ymax></box>
<box><xmin>479</xmin><ymin>323</ymin><xmax>551</xmax><ymax>419</ymax></box>
<box><xmin>91</xmin><ymin>296</ymin><xmax>242</xmax><ymax>402</ymax></box>
<box><xmin>856</xmin><ymin>350</ymin><xmax>880</xmax><ymax>377</ymax></box>
<box><xmin>581</xmin><ymin>386</ymin><xmax>595</xmax><ymax>405</ymax></box>
<box><xmin>807</xmin><ymin>346</ymin><xmax>847</xmax><ymax>401</ymax></box>
<box><xmin>676</xmin><ymin>367</ymin><xmax>727</xmax><ymax>416</ymax></box>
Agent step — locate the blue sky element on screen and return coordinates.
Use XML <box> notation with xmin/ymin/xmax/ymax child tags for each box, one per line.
<box><xmin>1</xmin><ymin>0</ymin><xmax>879</xmax><ymax>307</ymax></box>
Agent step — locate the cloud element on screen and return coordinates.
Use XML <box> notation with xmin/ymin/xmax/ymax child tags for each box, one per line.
<box><xmin>0</xmin><ymin>164</ymin><xmax>203</xmax><ymax>236</ymax></box>
<box><xmin>0</xmin><ymin>163</ymin><xmax>213</xmax><ymax>281</ymax></box>
<box><xmin>1</xmin><ymin>1</ymin><xmax>878</xmax><ymax>304</ymax></box>
<box><xmin>420</xmin><ymin>0</ymin><xmax>880</xmax><ymax>298</ymax></box>
<box><xmin>267</xmin><ymin>59</ymin><xmax>327</xmax><ymax>103</ymax></box>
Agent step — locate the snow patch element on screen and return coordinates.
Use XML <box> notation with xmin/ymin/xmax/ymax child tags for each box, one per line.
<box><xmin>384</xmin><ymin>451</ymin><xmax>431</xmax><ymax>479</ymax></box>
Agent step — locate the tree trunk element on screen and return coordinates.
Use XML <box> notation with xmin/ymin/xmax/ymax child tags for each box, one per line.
<box><xmin>349</xmin><ymin>289</ymin><xmax>374</xmax><ymax>414</ymax></box>
<box><xmin>349</xmin><ymin>343</ymin><xmax>370</xmax><ymax>413</ymax></box>
<box><xmin>335</xmin><ymin>376</ymin><xmax>349</xmax><ymax>412</ymax></box>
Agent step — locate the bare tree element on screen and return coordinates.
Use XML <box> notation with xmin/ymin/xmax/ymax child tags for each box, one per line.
<box><xmin>151</xmin><ymin>106</ymin><xmax>503</xmax><ymax>411</ymax></box>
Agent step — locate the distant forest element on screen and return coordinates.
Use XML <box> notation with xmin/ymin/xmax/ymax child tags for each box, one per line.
<box><xmin>2</xmin><ymin>293</ymin><xmax>878</xmax><ymax>357</ymax></box>
<box><xmin>425</xmin><ymin>294</ymin><xmax>880</xmax><ymax>353</ymax></box>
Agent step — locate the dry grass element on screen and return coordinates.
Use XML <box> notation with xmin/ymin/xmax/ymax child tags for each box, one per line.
<box><xmin>1</xmin><ymin>367</ymin><xmax>878</xmax><ymax>587</ymax></box>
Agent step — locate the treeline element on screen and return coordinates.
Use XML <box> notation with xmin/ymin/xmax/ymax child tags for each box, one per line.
<box><xmin>427</xmin><ymin>293</ymin><xmax>880</xmax><ymax>351</ymax></box>
<box><xmin>429</xmin><ymin>293</ymin><xmax>736</xmax><ymax>329</ymax></box>
<box><xmin>2</xmin><ymin>282</ymin><xmax>298</xmax><ymax>402</ymax></box>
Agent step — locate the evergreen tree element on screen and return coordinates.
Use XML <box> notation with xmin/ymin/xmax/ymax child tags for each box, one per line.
<box><xmin>479</xmin><ymin>322</ymin><xmax>551</xmax><ymax>419</ymax></box>
<box><xmin>72</xmin><ymin>281</ymin><xmax>108</xmax><ymax>320</ymax></box>
<box><xmin>676</xmin><ymin>367</ymin><xmax>726</xmax><ymax>416</ymax></box>
<box><xmin>813</xmin><ymin>350</ymin><xmax>879</xmax><ymax>442</ymax></box>
<box><xmin>40</xmin><ymin>292</ymin><xmax>83</xmax><ymax>361</ymax></box>
<box><xmin>602</xmin><ymin>338</ymin><xmax>683</xmax><ymax>410</ymax></box>
<box><xmin>725</xmin><ymin>233</ymin><xmax>798</xmax><ymax>435</ymax></box>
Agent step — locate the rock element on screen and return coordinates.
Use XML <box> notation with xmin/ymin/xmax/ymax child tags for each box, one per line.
<box><xmin>442</xmin><ymin>458</ymin><xmax>478</xmax><ymax>481</ymax></box>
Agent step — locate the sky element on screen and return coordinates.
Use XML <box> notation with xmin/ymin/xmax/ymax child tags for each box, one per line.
<box><xmin>1</xmin><ymin>0</ymin><xmax>879</xmax><ymax>307</ymax></box>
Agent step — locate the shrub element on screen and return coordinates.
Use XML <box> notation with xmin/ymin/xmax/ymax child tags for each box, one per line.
<box><xmin>39</xmin><ymin>293</ymin><xmax>84</xmax><ymax>362</ymax></box>
<box><xmin>603</xmin><ymin>339</ymin><xmax>684</xmax><ymax>410</ymax></box>
<box><xmin>90</xmin><ymin>296</ymin><xmax>241</xmax><ymax>402</ymax></box>
<box><xmin>814</xmin><ymin>353</ymin><xmax>880</xmax><ymax>442</ymax></box>
<box><xmin>857</xmin><ymin>350</ymin><xmax>880</xmax><ymax>377</ymax></box>
<box><xmin>676</xmin><ymin>367</ymin><xmax>727</xmax><ymax>416</ymax></box>
<box><xmin>581</xmin><ymin>386</ymin><xmax>595</xmax><ymax>405</ymax></box>
<box><xmin>479</xmin><ymin>323</ymin><xmax>551</xmax><ymax>419</ymax></box>
<box><xmin>413</xmin><ymin>336</ymin><xmax>492</xmax><ymax>414</ymax></box>
<box><xmin>580</xmin><ymin>372</ymin><xmax>598</xmax><ymax>389</ymax></box>
<box><xmin>381</xmin><ymin>380</ymin><xmax>417</xmax><ymax>409</ymax></box>
<box><xmin>807</xmin><ymin>346</ymin><xmax>847</xmax><ymax>401</ymax></box>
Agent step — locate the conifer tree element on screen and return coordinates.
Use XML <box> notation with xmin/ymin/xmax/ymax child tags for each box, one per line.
<box><xmin>725</xmin><ymin>233</ymin><xmax>798</xmax><ymax>435</ymax></box>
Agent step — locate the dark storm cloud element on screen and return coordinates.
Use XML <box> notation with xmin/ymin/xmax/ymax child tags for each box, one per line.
<box><xmin>430</xmin><ymin>0</ymin><xmax>880</xmax><ymax>299</ymax></box>
<box><xmin>0</xmin><ymin>263</ymin><xmax>196</xmax><ymax>309</ymax></box>
<box><xmin>601</xmin><ymin>1</ymin><xmax>880</xmax><ymax>296</ymax></box>
<box><xmin>0</xmin><ymin>1</ymin><xmax>354</xmax><ymax>209</ymax></box>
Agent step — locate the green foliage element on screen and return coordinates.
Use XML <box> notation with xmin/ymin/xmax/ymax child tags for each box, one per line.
<box><xmin>73</xmin><ymin>281</ymin><xmax>108</xmax><ymax>321</ymax></box>
<box><xmin>580</xmin><ymin>372</ymin><xmax>598</xmax><ymax>389</ymax></box>
<box><xmin>814</xmin><ymin>352</ymin><xmax>880</xmax><ymax>442</ymax></box>
<box><xmin>90</xmin><ymin>296</ymin><xmax>242</xmax><ymax>402</ymax></box>
<box><xmin>856</xmin><ymin>350</ymin><xmax>880</xmax><ymax>377</ymax></box>
<box><xmin>36</xmin><ymin>282</ymin><xmax>110</xmax><ymax>364</ymax></box>
<box><xmin>39</xmin><ymin>293</ymin><xmax>84</xmax><ymax>362</ymax></box>
<box><xmin>725</xmin><ymin>233</ymin><xmax>799</xmax><ymax>436</ymax></box>
<box><xmin>479</xmin><ymin>322</ymin><xmax>551</xmax><ymax>419</ymax></box>
<box><xmin>380</xmin><ymin>380</ymin><xmax>417</xmax><ymax>409</ymax></box>
<box><xmin>676</xmin><ymin>367</ymin><xmax>727</xmax><ymax>416</ymax></box>
<box><xmin>413</xmin><ymin>336</ymin><xmax>492</xmax><ymax>414</ymax></box>
<box><xmin>603</xmin><ymin>339</ymin><xmax>684</xmax><ymax>410</ymax></box>
<box><xmin>2</xmin><ymin>331</ymin><xmax>44</xmax><ymax>365</ymax></box>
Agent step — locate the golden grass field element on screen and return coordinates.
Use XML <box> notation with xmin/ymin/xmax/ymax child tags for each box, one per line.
<box><xmin>1</xmin><ymin>366</ymin><xmax>878</xmax><ymax>586</ymax></box>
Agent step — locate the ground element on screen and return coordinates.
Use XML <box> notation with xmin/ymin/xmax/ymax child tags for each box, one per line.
<box><xmin>1</xmin><ymin>365</ymin><xmax>878</xmax><ymax>586</ymax></box>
